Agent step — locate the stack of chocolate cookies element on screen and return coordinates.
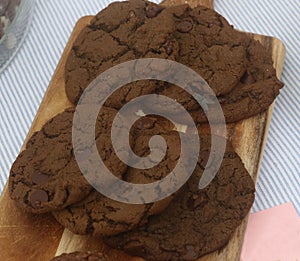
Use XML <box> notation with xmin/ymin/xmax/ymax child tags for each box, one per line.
<box><xmin>9</xmin><ymin>1</ymin><xmax>283</xmax><ymax>260</ymax></box>
<box><xmin>65</xmin><ymin>0</ymin><xmax>283</xmax><ymax>124</ymax></box>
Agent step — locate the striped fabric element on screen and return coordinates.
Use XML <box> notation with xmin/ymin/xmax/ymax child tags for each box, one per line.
<box><xmin>0</xmin><ymin>0</ymin><xmax>299</xmax><ymax>215</ymax></box>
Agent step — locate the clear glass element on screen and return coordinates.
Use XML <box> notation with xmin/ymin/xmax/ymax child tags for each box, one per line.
<box><xmin>0</xmin><ymin>0</ymin><xmax>35</xmax><ymax>73</ymax></box>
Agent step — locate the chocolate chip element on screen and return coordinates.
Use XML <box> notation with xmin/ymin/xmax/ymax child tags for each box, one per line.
<box><xmin>241</xmin><ymin>72</ymin><xmax>256</xmax><ymax>84</ymax></box>
<box><xmin>183</xmin><ymin>245</ymin><xmax>199</xmax><ymax>260</ymax></box>
<box><xmin>125</xmin><ymin>240</ymin><xmax>146</xmax><ymax>257</ymax></box>
<box><xmin>146</xmin><ymin>5</ymin><xmax>164</xmax><ymax>18</ymax></box>
<box><xmin>136</xmin><ymin>117</ymin><xmax>155</xmax><ymax>130</ymax></box>
<box><xmin>218</xmin><ymin>96</ymin><xmax>227</xmax><ymax>104</ymax></box>
<box><xmin>176</xmin><ymin>21</ymin><xmax>193</xmax><ymax>33</ymax></box>
<box><xmin>188</xmin><ymin>193</ymin><xmax>208</xmax><ymax>210</ymax></box>
<box><xmin>31</xmin><ymin>172</ymin><xmax>49</xmax><ymax>185</ymax></box>
<box><xmin>199</xmin><ymin>150</ymin><xmax>210</xmax><ymax>168</ymax></box>
<box><xmin>29</xmin><ymin>190</ymin><xmax>49</xmax><ymax>208</ymax></box>
<box><xmin>129</xmin><ymin>10</ymin><xmax>136</xmax><ymax>18</ymax></box>
<box><xmin>162</xmin><ymin>40</ymin><xmax>173</xmax><ymax>55</ymax></box>
<box><xmin>216</xmin><ymin>185</ymin><xmax>233</xmax><ymax>201</ymax></box>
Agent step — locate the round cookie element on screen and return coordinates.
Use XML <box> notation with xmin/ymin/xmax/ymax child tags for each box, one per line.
<box><xmin>65</xmin><ymin>0</ymin><xmax>168</xmax><ymax>105</ymax></box>
<box><xmin>64</xmin><ymin>1</ymin><xmax>182</xmax><ymax>105</ymax></box>
<box><xmin>104</xmin><ymin>136</ymin><xmax>255</xmax><ymax>261</ymax></box>
<box><xmin>64</xmin><ymin>1</ymin><xmax>283</xmax><ymax>124</ymax></box>
<box><xmin>52</xmin><ymin>129</ymin><xmax>182</xmax><ymax>237</ymax></box>
<box><xmin>51</xmin><ymin>251</ymin><xmax>108</xmax><ymax>261</ymax></box>
<box><xmin>9</xmin><ymin>106</ymin><xmax>129</xmax><ymax>213</ymax></box>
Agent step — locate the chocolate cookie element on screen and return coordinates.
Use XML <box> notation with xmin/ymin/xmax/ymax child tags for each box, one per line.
<box><xmin>52</xmin><ymin>129</ymin><xmax>182</xmax><ymax>236</ymax></box>
<box><xmin>51</xmin><ymin>251</ymin><xmax>108</xmax><ymax>261</ymax></box>
<box><xmin>64</xmin><ymin>0</ymin><xmax>182</xmax><ymax>106</ymax></box>
<box><xmin>9</xmin><ymin>106</ymin><xmax>129</xmax><ymax>213</ymax></box>
<box><xmin>156</xmin><ymin>37</ymin><xmax>283</xmax><ymax>123</ymax></box>
<box><xmin>65</xmin><ymin>0</ymin><xmax>164</xmax><ymax>105</ymax></box>
<box><xmin>104</xmin><ymin>136</ymin><xmax>255</xmax><ymax>260</ymax></box>
<box><xmin>64</xmin><ymin>1</ymin><xmax>283</xmax><ymax>124</ymax></box>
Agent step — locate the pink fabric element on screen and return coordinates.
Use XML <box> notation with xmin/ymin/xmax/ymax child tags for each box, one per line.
<box><xmin>241</xmin><ymin>203</ymin><xmax>300</xmax><ymax>261</ymax></box>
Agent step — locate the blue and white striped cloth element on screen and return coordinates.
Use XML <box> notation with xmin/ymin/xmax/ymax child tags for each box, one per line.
<box><xmin>1</xmin><ymin>0</ymin><xmax>299</xmax><ymax>215</ymax></box>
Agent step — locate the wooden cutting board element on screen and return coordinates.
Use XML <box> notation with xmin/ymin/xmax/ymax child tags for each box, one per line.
<box><xmin>0</xmin><ymin>0</ymin><xmax>285</xmax><ymax>260</ymax></box>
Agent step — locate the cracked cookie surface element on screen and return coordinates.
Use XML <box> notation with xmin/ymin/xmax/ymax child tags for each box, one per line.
<box><xmin>65</xmin><ymin>0</ymin><xmax>283</xmax><ymax>123</ymax></box>
<box><xmin>52</xmin><ymin>119</ymin><xmax>182</xmax><ymax>237</ymax></box>
<box><xmin>8</xmin><ymin>106</ymin><xmax>129</xmax><ymax>213</ymax></box>
<box><xmin>104</xmin><ymin>135</ymin><xmax>255</xmax><ymax>260</ymax></box>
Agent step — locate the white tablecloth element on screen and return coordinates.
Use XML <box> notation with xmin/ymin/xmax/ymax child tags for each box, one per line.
<box><xmin>1</xmin><ymin>0</ymin><xmax>299</xmax><ymax>214</ymax></box>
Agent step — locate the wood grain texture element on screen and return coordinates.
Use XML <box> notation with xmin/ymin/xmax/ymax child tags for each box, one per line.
<box><xmin>0</xmin><ymin>0</ymin><xmax>285</xmax><ymax>260</ymax></box>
